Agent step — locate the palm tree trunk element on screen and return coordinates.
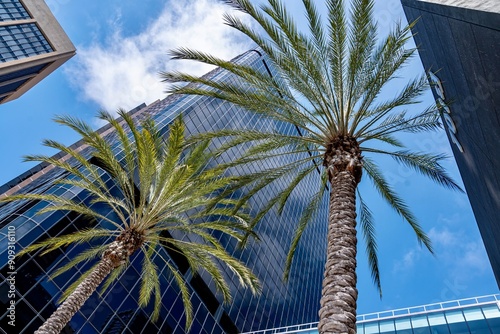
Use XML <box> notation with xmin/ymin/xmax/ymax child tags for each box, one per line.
<box><xmin>34</xmin><ymin>257</ymin><xmax>115</xmax><ymax>334</ymax></box>
<box><xmin>318</xmin><ymin>170</ymin><xmax>358</xmax><ymax>334</ymax></box>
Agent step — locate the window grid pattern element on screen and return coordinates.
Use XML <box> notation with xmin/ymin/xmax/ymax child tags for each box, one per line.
<box><xmin>355</xmin><ymin>303</ymin><xmax>500</xmax><ymax>334</ymax></box>
<box><xmin>241</xmin><ymin>295</ymin><xmax>500</xmax><ymax>334</ymax></box>
<box><xmin>0</xmin><ymin>23</ymin><xmax>53</xmax><ymax>62</ymax></box>
<box><xmin>0</xmin><ymin>50</ymin><xmax>328</xmax><ymax>334</ymax></box>
<box><xmin>0</xmin><ymin>0</ymin><xmax>30</xmax><ymax>21</ymax></box>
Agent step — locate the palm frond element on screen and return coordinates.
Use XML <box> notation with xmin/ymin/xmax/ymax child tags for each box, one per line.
<box><xmin>357</xmin><ymin>190</ymin><xmax>381</xmax><ymax>296</ymax></box>
<box><xmin>363</xmin><ymin>158</ymin><xmax>433</xmax><ymax>253</ymax></box>
<box><xmin>164</xmin><ymin>261</ymin><xmax>193</xmax><ymax>329</ymax></box>
<box><xmin>4</xmin><ymin>111</ymin><xmax>261</xmax><ymax>332</ymax></box>
<box><xmin>284</xmin><ymin>171</ymin><xmax>328</xmax><ymax>280</ymax></box>
<box><xmin>363</xmin><ymin>149</ymin><xmax>462</xmax><ymax>192</ymax></box>
<box><xmin>99</xmin><ymin>263</ymin><xmax>127</xmax><ymax>296</ymax></box>
<box><xmin>327</xmin><ymin>0</ymin><xmax>347</xmax><ymax>127</ymax></box>
<box><xmin>345</xmin><ymin>0</ymin><xmax>376</xmax><ymax>123</ymax></box>
<box><xmin>17</xmin><ymin>228</ymin><xmax>114</xmax><ymax>257</ymax></box>
<box><xmin>51</xmin><ymin>245</ymin><xmax>108</xmax><ymax>280</ymax></box>
<box><xmin>139</xmin><ymin>244</ymin><xmax>161</xmax><ymax>320</ymax></box>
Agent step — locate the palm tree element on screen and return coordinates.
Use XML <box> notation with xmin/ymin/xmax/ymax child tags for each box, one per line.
<box><xmin>161</xmin><ymin>0</ymin><xmax>462</xmax><ymax>333</ymax></box>
<box><xmin>1</xmin><ymin>110</ymin><xmax>260</xmax><ymax>334</ymax></box>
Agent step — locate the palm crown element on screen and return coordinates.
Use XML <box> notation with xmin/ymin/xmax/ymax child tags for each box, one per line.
<box><xmin>162</xmin><ymin>0</ymin><xmax>461</xmax><ymax>332</ymax></box>
<box><xmin>3</xmin><ymin>110</ymin><xmax>260</xmax><ymax>334</ymax></box>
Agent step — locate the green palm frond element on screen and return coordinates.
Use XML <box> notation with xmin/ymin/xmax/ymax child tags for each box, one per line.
<box><xmin>99</xmin><ymin>263</ymin><xmax>128</xmax><ymax>296</ymax></box>
<box><xmin>354</xmin><ymin>74</ymin><xmax>430</xmax><ymax>136</ymax></box>
<box><xmin>139</xmin><ymin>244</ymin><xmax>161</xmax><ymax>320</ymax></box>
<box><xmin>284</xmin><ymin>171</ymin><xmax>328</xmax><ymax>281</ymax></box>
<box><xmin>165</xmin><ymin>260</ymin><xmax>193</xmax><ymax>328</ymax></box>
<box><xmin>160</xmin><ymin>0</ymin><xmax>459</xmax><ymax>295</ymax></box>
<box><xmin>51</xmin><ymin>244</ymin><xmax>109</xmax><ymax>280</ymax></box>
<box><xmin>357</xmin><ymin>190</ymin><xmax>381</xmax><ymax>296</ymax></box>
<box><xmin>3</xmin><ymin>110</ymin><xmax>261</xmax><ymax>331</ymax></box>
<box><xmin>17</xmin><ymin>228</ymin><xmax>114</xmax><ymax>257</ymax></box>
<box><xmin>362</xmin><ymin>149</ymin><xmax>462</xmax><ymax>191</ymax></box>
<box><xmin>363</xmin><ymin>158</ymin><xmax>433</xmax><ymax>253</ymax></box>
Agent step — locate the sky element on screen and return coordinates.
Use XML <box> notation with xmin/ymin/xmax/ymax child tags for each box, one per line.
<box><xmin>0</xmin><ymin>0</ymin><xmax>498</xmax><ymax>320</ymax></box>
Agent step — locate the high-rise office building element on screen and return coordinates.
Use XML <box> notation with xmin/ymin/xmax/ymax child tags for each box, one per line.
<box><xmin>0</xmin><ymin>0</ymin><xmax>75</xmax><ymax>104</ymax></box>
<box><xmin>0</xmin><ymin>50</ymin><xmax>328</xmax><ymax>333</ymax></box>
<box><xmin>400</xmin><ymin>0</ymin><xmax>500</xmax><ymax>288</ymax></box>
<box><xmin>246</xmin><ymin>294</ymin><xmax>500</xmax><ymax>334</ymax></box>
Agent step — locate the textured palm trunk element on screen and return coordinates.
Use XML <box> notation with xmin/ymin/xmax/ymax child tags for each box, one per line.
<box><xmin>34</xmin><ymin>257</ymin><xmax>115</xmax><ymax>334</ymax></box>
<box><xmin>33</xmin><ymin>235</ymin><xmax>138</xmax><ymax>334</ymax></box>
<box><xmin>318</xmin><ymin>170</ymin><xmax>358</xmax><ymax>334</ymax></box>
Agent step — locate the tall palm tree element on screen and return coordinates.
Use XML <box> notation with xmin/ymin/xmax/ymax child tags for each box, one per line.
<box><xmin>161</xmin><ymin>0</ymin><xmax>462</xmax><ymax>332</ymax></box>
<box><xmin>1</xmin><ymin>110</ymin><xmax>260</xmax><ymax>334</ymax></box>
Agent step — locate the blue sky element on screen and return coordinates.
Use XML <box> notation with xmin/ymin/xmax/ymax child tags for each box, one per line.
<box><xmin>0</xmin><ymin>0</ymin><xmax>498</xmax><ymax>319</ymax></box>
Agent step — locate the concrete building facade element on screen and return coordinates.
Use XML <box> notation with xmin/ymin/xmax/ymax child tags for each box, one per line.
<box><xmin>0</xmin><ymin>0</ymin><xmax>75</xmax><ymax>104</ymax></box>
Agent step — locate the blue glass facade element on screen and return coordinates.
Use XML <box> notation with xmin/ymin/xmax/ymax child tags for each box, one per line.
<box><xmin>0</xmin><ymin>50</ymin><xmax>328</xmax><ymax>333</ymax></box>
<box><xmin>0</xmin><ymin>0</ymin><xmax>30</xmax><ymax>21</ymax></box>
<box><xmin>245</xmin><ymin>294</ymin><xmax>500</xmax><ymax>334</ymax></box>
<box><xmin>0</xmin><ymin>23</ymin><xmax>53</xmax><ymax>62</ymax></box>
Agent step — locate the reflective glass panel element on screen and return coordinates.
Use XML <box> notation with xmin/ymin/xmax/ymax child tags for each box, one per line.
<box><xmin>463</xmin><ymin>307</ymin><xmax>484</xmax><ymax>321</ymax></box>
<box><xmin>395</xmin><ymin>318</ymin><xmax>412</xmax><ymax>330</ymax></box>
<box><xmin>445</xmin><ymin>310</ymin><xmax>465</xmax><ymax>324</ymax></box>
<box><xmin>380</xmin><ymin>319</ymin><xmax>396</xmax><ymax>333</ymax></box>
<box><xmin>482</xmin><ymin>305</ymin><xmax>500</xmax><ymax>319</ymax></box>
<box><xmin>365</xmin><ymin>322</ymin><xmax>379</xmax><ymax>334</ymax></box>
<box><xmin>428</xmin><ymin>313</ymin><xmax>447</xmax><ymax>326</ymax></box>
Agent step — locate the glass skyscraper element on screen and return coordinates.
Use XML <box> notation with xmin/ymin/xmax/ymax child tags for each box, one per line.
<box><xmin>245</xmin><ymin>294</ymin><xmax>500</xmax><ymax>334</ymax></box>
<box><xmin>0</xmin><ymin>50</ymin><xmax>328</xmax><ymax>333</ymax></box>
<box><xmin>400</xmin><ymin>0</ymin><xmax>500</xmax><ymax>288</ymax></box>
<box><xmin>0</xmin><ymin>0</ymin><xmax>75</xmax><ymax>104</ymax></box>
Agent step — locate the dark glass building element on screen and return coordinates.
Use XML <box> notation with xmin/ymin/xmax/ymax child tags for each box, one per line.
<box><xmin>0</xmin><ymin>50</ymin><xmax>328</xmax><ymax>333</ymax></box>
<box><xmin>400</xmin><ymin>0</ymin><xmax>500</xmax><ymax>288</ymax></box>
<box><xmin>0</xmin><ymin>0</ymin><xmax>75</xmax><ymax>104</ymax></box>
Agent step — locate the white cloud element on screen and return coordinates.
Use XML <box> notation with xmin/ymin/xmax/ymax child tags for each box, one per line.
<box><xmin>65</xmin><ymin>0</ymin><xmax>253</xmax><ymax>114</ymax></box>
<box><xmin>426</xmin><ymin>224</ymin><xmax>489</xmax><ymax>276</ymax></box>
<box><xmin>393</xmin><ymin>248</ymin><xmax>421</xmax><ymax>273</ymax></box>
<box><xmin>392</xmin><ymin>219</ymin><xmax>489</xmax><ymax>278</ymax></box>
<box><xmin>428</xmin><ymin>227</ymin><xmax>457</xmax><ymax>247</ymax></box>
<box><xmin>461</xmin><ymin>241</ymin><xmax>489</xmax><ymax>272</ymax></box>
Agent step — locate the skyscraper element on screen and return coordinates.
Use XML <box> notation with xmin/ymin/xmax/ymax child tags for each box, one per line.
<box><xmin>0</xmin><ymin>0</ymin><xmax>75</xmax><ymax>104</ymax></box>
<box><xmin>0</xmin><ymin>50</ymin><xmax>328</xmax><ymax>333</ymax></box>
<box><xmin>400</xmin><ymin>0</ymin><xmax>500</xmax><ymax>287</ymax></box>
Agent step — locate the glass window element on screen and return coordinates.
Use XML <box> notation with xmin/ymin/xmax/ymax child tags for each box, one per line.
<box><xmin>410</xmin><ymin>315</ymin><xmax>431</xmax><ymax>334</ymax></box>
<box><xmin>482</xmin><ymin>305</ymin><xmax>500</xmax><ymax>319</ymax></box>
<box><xmin>445</xmin><ymin>310</ymin><xmax>465</xmax><ymax>324</ymax></box>
<box><xmin>380</xmin><ymin>319</ymin><xmax>396</xmax><ymax>333</ymax></box>
<box><xmin>428</xmin><ymin>312</ymin><xmax>447</xmax><ymax>326</ymax></box>
<box><xmin>429</xmin><ymin>325</ymin><xmax>450</xmax><ymax>334</ymax></box>
<box><xmin>486</xmin><ymin>317</ymin><xmax>500</xmax><ymax>333</ymax></box>
<box><xmin>0</xmin><ymin>23</ymin><xmax>53</xmax><ymax>62</ymax></box>
<box><xmin>412</xmin><ymin>315</ymin><xmax>429</xmax><ymax>328</ymax></box>
<box><xmin>0</xmin><ymin>0</ymin><xmax>30</xmax><ymax>21</ymax></box>
<box><xmin>396</xmin><ymin>317</ymin><xmax>412</xmax><ymax>330</ymax></box>
<box><xmin>466</xmin><ymin>318</ymin><xmax>491</xmax><ymax>333</ymax></box>
<box><xmin>395</xmin><ymin>317</ymin><xmax>413</xmax><ymax>334</ymax></box>
<box><xmin>463</xmin><ymin>307</ymin><xmax>485</xmax><ymax>321</ymax></box>
<box><xmin>365</xmin><ymin>322</ymin><xmax>379</xmax><ymax>334</ymax></box>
